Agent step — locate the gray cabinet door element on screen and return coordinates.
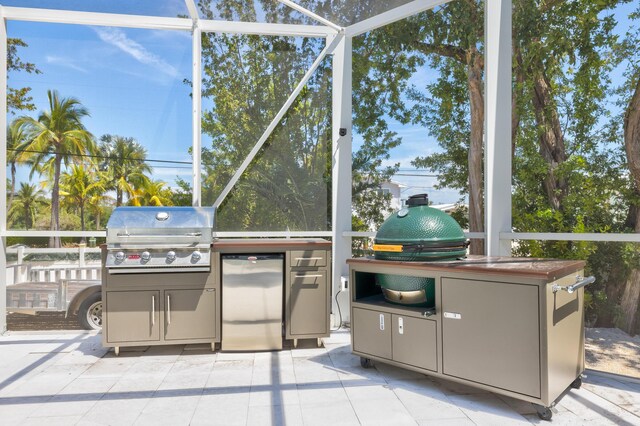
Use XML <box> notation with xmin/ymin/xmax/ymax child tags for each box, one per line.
<box><xmin>352</xmin><ymin>308</ymin><xmax>392</xmax><ymax>360</ymax></box>
<box><xmin>441</xmin><ymin>278</ymin><xmax>541</xmax><ymax>398</ymax></box>
<box><xmin>164</xmin><ymin>289</ymin><xmax>216</xmax><ymax>341</ymax></box>
<box><xmin>106</xmin><ymin>290</ymin><xmax>160</xmax><ymax>343</ymax></box>
<box><xmin>392</xmin><ymin>315</ymin><xmax>437</xmax><ymax>371</ymax></box>
<box><xmin>289</xmin><ymin>271</ymin><xmax>327</xmax><ymax>335</ymax></box>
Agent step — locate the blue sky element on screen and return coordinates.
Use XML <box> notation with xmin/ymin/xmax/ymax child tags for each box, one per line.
<box><xmin>5</xmin><ymin>1</ymin><xmax>637</xmax><ymax>207</ymax></box>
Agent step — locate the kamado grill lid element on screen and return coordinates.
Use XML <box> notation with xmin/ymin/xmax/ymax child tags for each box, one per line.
<box><xmin>373</xmin><ymin>194</ymin><xmax>469</xmax><ymax>261</ymax></box>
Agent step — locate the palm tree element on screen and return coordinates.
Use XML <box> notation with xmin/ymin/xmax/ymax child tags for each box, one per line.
<box><xmin>8</xmin><ymin>182</ymin><xmax>46</xmax><ymax>230</ymax></box>
<box><xmin>99</xmin><ymin>135</ymin><xmax>151</xmax><ymax>206</ymax></box>
<box><xmin>59</xmin><ymin>164</ymin><xmax>106</xmax><ymax>239</ymax></box>
<box><xmin>15</xmin><ymin>90</ymin><xmax>96</xmax><ymax>247</ymax></box>
<box><xmin>87</xmin><ymin>192</ymin><xmax>114</xmax><ymax>231</ymax></box>
<box><xmin>131</xmin><ymin>179</ymin><xmax>174</xmax><ymax>207</ymax></box>
<box><xmin>6</xmin><ymin>121</ymin><xmax>32</xmax><ymax>212</ymax></box>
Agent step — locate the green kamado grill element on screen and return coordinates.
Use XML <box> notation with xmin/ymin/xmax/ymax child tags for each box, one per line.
<box><xmin>373</xmin><ymin>193</ymin><xmax>469</xmax><ymax>308</ymax></box>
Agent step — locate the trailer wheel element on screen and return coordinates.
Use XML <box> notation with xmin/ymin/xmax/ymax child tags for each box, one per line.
<box><xmin>78</xmin><ymin>293</ymin><xmax>102</xmax><ymax>330</ymax></box>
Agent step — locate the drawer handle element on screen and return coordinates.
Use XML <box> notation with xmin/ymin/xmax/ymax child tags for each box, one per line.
<box><xmin>167</xmin><ymin>294</ymin><xmax>171</xmax><ymax>325</ymax></box>
<box><xmin>295</xmin><ymin>257</ymin><xmax>323</xmax><ymax>261</ymax></box>
<box><xmin>295</xmin><ymin>274</ymin><xmax>323</xmax><ymax>278</ymax></box>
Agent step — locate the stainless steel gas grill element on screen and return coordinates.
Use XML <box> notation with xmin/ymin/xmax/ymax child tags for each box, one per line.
<box><xmin>105</xmin><ymin>206</ymin><xmax>215</xmax><ymax>274</ymax></box>
<box><xmin>102</xmin><ymin>206</ymin><xmax>219</xmax><ymax>356</ymax></box>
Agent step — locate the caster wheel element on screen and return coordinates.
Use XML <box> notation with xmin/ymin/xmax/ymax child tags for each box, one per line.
<box><xmin>570</xmin><ymin>377</ymin><xmax>582</xmax><ymax>389</ymax></box>
<box><xmin>532</xmin><ymin>404</ymin><xmax>552</xmax><ymax>421</ymax></box>
<box><xmin>360</xmin><ymin>357</ymin><xmax>373</xmax><ymax>369</ymax></box>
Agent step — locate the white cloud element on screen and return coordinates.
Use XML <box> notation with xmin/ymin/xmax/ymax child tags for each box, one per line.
<box><xmin>93</xmin><ymin>27</ymin><xmax>179</xmax><ymax>78</ymax></box>
<box><xmin>45</xmin><ymin>55</ymin><xmax>88</xmax><ymax>73</ymax></box>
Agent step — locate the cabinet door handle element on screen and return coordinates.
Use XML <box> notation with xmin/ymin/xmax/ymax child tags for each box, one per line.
<box><xmin>379</xmin><ymin>314</ymin><xmax>385</xmax><ymax>331</ymax></box>
<box><xmin>167</xmin><ymin>294</ymin><xmax>171</xmax><ymax>325</ymax></box>
<box><xmin>151</xmin><ymin>295</ymin><xmax>155</xmax><ymax>326</ymax></box>
<box><xmin>398</xmin><ymin>317</ymin><xmax>404</xmax><ymax>335</ymax></box>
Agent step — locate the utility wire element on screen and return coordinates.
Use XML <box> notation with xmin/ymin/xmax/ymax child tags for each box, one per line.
<box><xmin>7</xmin><ymin>148</ymin><xmax>193</xmax><ymax>166</ymax></box>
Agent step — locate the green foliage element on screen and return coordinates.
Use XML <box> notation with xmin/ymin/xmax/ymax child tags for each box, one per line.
<box><xmin>7</xmin><ymin>38</ymin><xmax>41</xmax><ymax>114</ymax></box>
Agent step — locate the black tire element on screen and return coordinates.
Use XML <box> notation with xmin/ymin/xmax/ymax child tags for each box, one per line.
<box><xmin>570</xmin><ymin>377</ymin><xmax>582</xmax><ymax>389</ymax></box>
<box><xmin>78</xmin><ymin>292</ymin><xmax>102</xmax><ymax>330</ymax></box>
<box><xmin>360</xmin><ymin>357</ymin><xmax>373</xmax><ymax>369</ymax></box>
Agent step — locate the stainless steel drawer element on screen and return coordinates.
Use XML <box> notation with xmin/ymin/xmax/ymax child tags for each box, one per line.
<box><xmin>291</xmin><ymin>250</ymin><xmax>327</xmax><ymax>267</ymax></box>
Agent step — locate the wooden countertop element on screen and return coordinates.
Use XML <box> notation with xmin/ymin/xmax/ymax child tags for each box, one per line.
<box><xmin>212</xmin><ymin>238</ymin><xmax>331</xmax><ymax>250</ymax></box>
<box><xmin>347</xmin><ymin>255</ymin><xmax>585</xmax><ymax>281</ymax></box>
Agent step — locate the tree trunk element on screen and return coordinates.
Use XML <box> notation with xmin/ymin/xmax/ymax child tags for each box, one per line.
<box><xmin>8</xmin><ymin>163</ymin><xmax>16</xmax><ymax>213</ymax></box>
<box><xmin>621</xmin><ymin>76</ymin><xmax>640</xmax><ymax>334</ymax></box>
<box><xmin>116</xmin><ymin>188</ymin><xmax>123</xmax><ymax>207</ymax></box>
<box><xmin>620</xmin><ymin>269</ymin><xmax>640</xmax><ymax>335</ymax></box>
<box><xmin>80</xmin><ymin>203</ymin><xmax>86</xmax><ymax>244</ymax></box>
<box><xmin>50</xmin><ymin>153</ymin><xmax>62</xmax><ymax>248</ymax></box>
<box><xmin>530</xmin><ymin>62</ymin><xmax>568</xmax><ymax>211</ymax></box>
<box><xmin>467</xmin><ymin>51</ymin><xmax>485</xmax><ymax>255</ymax></box>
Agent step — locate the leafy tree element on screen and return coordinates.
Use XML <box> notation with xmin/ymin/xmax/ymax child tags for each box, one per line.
<box><xmin>59</xmin><ymin>164</ymin><xmax>107</xmax><ymax>238</ymax></box>
<box><xmin>613</xmin><ymin>4</ymin><xmax>640</xmax><ymax>333</ymax></box>
<box><xmin>8</xmin><ymin>182</ymin><xmax>46</xmax><ymax>230</ymax></box>
<box><xmin>99</xmin><ymin>134</ymin><xmax>152</xmax><ymax>206</ymax></box>
<box><xmin>197</xmin><ymin>1</ymin><xmax>401</xmax><ymax>233</ymax></box>
<box><xmin>7</xmin><ymin>38</ymin><xmax>40</xmax><ymax>114</ymax></box>
<box><xmin>199</xmin><ymin>3</ymin><xmax>331</xmax><ymax>231</ymax></box>
<box><xmin>15</xmin><ymin>90</ymin><xmax>96</xmax><ymax>247</ymax></box>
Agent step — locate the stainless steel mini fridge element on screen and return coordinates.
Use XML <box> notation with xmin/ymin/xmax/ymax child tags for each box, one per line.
<box><xmin>221</xmin><ymin>254</ymin><xmax>284</xmax><ymax>351</ymax></box>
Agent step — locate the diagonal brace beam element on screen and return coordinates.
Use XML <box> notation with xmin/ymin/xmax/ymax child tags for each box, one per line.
<box><xmin>213</xmin><ymin>34</ymin><xmax>342</xmax><ymax>209</ymax></box>
<box><xmin>277</xmin><ymin>0</ymin><xmax>343</xmax><ymax>32</ymax></box>
<box><xmin>183</xmin><ymin>0</ymin><xmax>199</xmax><ymax>22</ymax></box>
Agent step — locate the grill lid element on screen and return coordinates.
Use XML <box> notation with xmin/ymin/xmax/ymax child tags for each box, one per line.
<box><xmin>373</xmin><ymin>194</ymin><xmax>468</xmax><ymax>261</ymax></box>
<box><xmin>106</xmin><ymin>206</ymin><xmax>215</xmax><ymax>246</ymax></box>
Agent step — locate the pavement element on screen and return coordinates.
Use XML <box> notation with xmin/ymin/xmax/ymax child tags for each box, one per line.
<box><xmin>0</xmin><ymin>330</ymin><xmax>639</xmax><ymax>425</ymax></box>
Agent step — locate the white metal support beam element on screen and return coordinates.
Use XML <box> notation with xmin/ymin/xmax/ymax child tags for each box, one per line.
<box><xmin>484</xmin><ymin>0</ymin><xmax>512</xmax><ymax>256</ymax></box>
<box><xmin>213</xmin><ymin>35</ymin><xmax>340</xmax><ymax>209</ymax></box>
<box><xmin>184</xmin><ymin>0</ymin><xmax>200</xmax><ymax>22</ymax></box>
<box><xmin>192</xmin><ymin>26</ymin><xmax>202</xmax><ymax>206</ymax></box>
<box><xmin>2</xmin><ymin>6</ymin><xmax>335</xmax><ymax>37</ymax></box>
<box><xmin>331</xmin><ymin>34</ymin><xmax>352</xmax><ymax>327</ymax></box>
<box><xmin>345</xmin><ymin>0</ymin><xmax>451</xmax><ymax>37</ymax></box>
<box><xmin>2</xmin><ymin>6</ymin><xmax>192</xmax><ymax>31</ymax></box>
<box><xmin>277</xmin><ymin>0</ymin><xmax>343</xmax><ymax>32</ymax></box>
<box><xmin>0</xmin><ymin>11</ymin><xmax>7</xmax><ymax>333</ymax></box>
<box><xmin>198</xmin><ymin>20</ymin><xmax>336</xmax><ymax>37</ymax></box>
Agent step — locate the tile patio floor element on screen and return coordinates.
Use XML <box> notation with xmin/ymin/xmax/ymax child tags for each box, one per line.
<box><xmin>0</xmin><ymin>330</ymin><xmax>639</xmax><ymax>425</ymax></box>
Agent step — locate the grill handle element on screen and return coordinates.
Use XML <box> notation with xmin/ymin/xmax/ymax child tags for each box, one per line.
<box><xmin>116</xmin><ymin>232</ymin><xmax>203</xmax><ymax>238</ymax></box>
<box><xmin>552</xmin><ymin>276</ymin><xmax>595</xmax><ymax>294</ymax></box>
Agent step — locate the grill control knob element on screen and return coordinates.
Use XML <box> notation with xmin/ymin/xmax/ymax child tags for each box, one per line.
<box><xmin>166</xmin><ymin>251</ymin><xmax>177</xmax><ymax>262</ymax></box>
<box><xmin>141</xmin><ymin>251</ymin><xmax>151</xmax><ymax>262</ymax></box>
<box><xmin>191</xmin><ymin>251</ymin><xmax>202</xmax><ymax>262</ymax></box>
<box><xmin>115</xmin><ymin>251</ymin><xmax>125</xmax><ymax>262</ymax></box>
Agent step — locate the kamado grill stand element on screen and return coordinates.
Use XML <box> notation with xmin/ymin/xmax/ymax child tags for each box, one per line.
<box><xmin>350</xmin><ymin>193</ymin><xmax>593</xmax><ymax>421</ymax></box>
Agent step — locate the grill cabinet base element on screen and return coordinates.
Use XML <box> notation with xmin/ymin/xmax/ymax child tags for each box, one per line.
<box><xmin>348</xmin><ymin>256</ymin><xmax>586</xmax><ymax>419</ymax></box>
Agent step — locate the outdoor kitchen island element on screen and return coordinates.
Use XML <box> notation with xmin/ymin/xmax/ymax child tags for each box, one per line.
<box><xmin>101</xmin><ymin>235</ymin><xmax>331</xmax><ymax>354</ymax></box>
<box><xmin>348</xmin><ymin>256</ymin><xmax>592</xmax><ymax>421</ymax></box>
